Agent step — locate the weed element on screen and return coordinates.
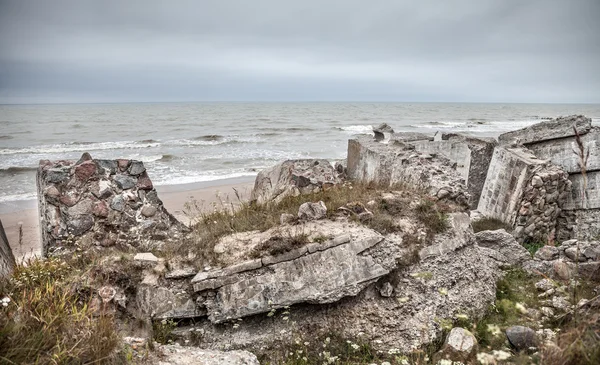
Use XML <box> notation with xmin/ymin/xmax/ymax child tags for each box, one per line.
<box><xmin>521</xmin><ymin>240</ymin><xmax>545</xmax><ymax>257</ymax></box>
<box><xmin>152</xmin><ymin>319</ymin><xmax>178</xmax><ymax>344</ymax></box>
<box><xmin>0</xmin><ymin>258</ymin><xmax>123</xmax><ymax>364</ymax></box>
<box><xmin>415</xmin><ymin>199</ymin><xmax>448</xmax><ymax>235</ymax></box>
<box><xmin>250</xmin><ymin>233</ymin><xmax>310</xmax><ymax>259</ymax></box>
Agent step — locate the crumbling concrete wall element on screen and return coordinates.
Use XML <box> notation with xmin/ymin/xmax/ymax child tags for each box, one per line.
<box><xmin>477</xmin><ymin>146</ymin><xmax>570</xmax><ymax>243</ymax></box>
<box><xmin>0</xmin><ymin>219</ymin><xmax>16</xmax><ymax>278</ymax></box>
<box><xmin>498</xmin><ymin>116</ymin><xmax>599</xmax><ymax>241</ymax></box>
<box><xmin>37</xmin><ymin>153</ymin><xmax>187</xmax><ymax>255</ymax></box>
<box><xmin>347</xmin><ymin>135</ymin><xmax>470</xmax><ymax>209</ymax></box>
<box><xmin>407</xmin><ymin>133</ymin><xmax>497</xmax><ymax>208</ymax></box>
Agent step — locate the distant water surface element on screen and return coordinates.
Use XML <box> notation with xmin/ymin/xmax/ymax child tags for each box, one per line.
<box><xmin>1</xmin><ymin>102</ymin><xmax>599</xmax><ymax>204</ymax></box>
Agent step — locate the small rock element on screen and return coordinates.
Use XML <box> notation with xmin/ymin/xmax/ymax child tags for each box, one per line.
<box><xmin>539</xmin><ymin>306</ymin><xmax>555</xmax><ymax>317</ymax></box>
<box><xmin>74</xmin><ymin>160</ymin><xmax>97</xmax><ymax>181</ymax></box>
<box><xmin>298</xmin><ymin>201</ymin><xmax>327</xmax><ymax>220</ymax></box>
<box><xmin>136</xmin><ymin>172</ymin><xmax>154</xmax><ymax>190</ymax></box>
<box><xmin>535</xmin><ymin>245</ymin><xmax>559</xmax><ymax>261</ymax></box>
<box><xmin>280</xmin><ymin>213</ymin><xmax>296</xmax><ymax>225</ymax></box>
<box><xmin>67</xmin><ymin>215</ymin><xmax>94</xmax><ymax>236</ymax></box>
<box><xmin>110</xmin><ymin>195</ymin><xmax>125</xmax><ymax>212</ymax></box>
<box><xmin>128</xmin><ymin>161</ymin><xmax>146</xmax><ymax>175</ymax></box>
<box><xmin>141</xmin><ymin>205</ymin><xmax>158</xmax><ymax>217</ymax></box>
<box><xmin>438</xmin><ymin>327</ymin><xmax>478</xmax><ymax>360</ymax></box>
<box><xmin>564</xmin><ymin>247</ymin><xmax>586</xmax><ymax>262</ymax></box>
<box><xmin>379</xmin><ymin>282</ymin><xmax>394</xmax><ymax>297</ymax></box>
<box><xmin>373</xmin><ymin>123</ymin><xmax>394</xmax><ymax>141</ymax></box>
<box><xmin>535</xmin><ymin>278</ymin><xmax>555</xmax><ymax>292</ymax></box>
<box><xmin>506</xmin><ymin>325</ymin><xmax>538</xmax><ymax>351</ymax></box>
<box><xmin>551</xmin><ymin>296</ymin><xmax>571</xmax><ymax>312</ymax></box>
<box><xmin>357</xmin><ymin>210</ymin><xmax>374</xmax><ymax>222</ymax></box>
<box><xmin>553</xmin><ymin>260</ymin><xmax>571</xmax><ymax>280</ymax></box>
<box><xmin>134</xmin><ymin>252</ymin><xmax>159</xmax><ymax>263</ymax></box>
<box><xmin>98</xmin><ymin>286</ymin><xmax>117</xmax><ymax>303</ymax></box>
<box><xmin>92</xmin><ymin>201</ymin><xmax>109</xmax><ymax>218</ymax></box>
<box><xmin>531</xmin><ymin>176</ymin><xmax>544</xmax><ymax>188</ymax></box>
<box><xmin>114</xmin><ymin>174</ymin><xmax>137</xmax><ymax>190</ymax></box>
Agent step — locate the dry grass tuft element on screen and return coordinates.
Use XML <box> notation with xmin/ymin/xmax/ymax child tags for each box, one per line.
<box><xmin>250</xmin><ymin>233</ymin><xmax>310</xmax><ymax>259</ymax></box>
<box><xmin>0</xmin><ymin>258</ymin><xmax>124</xmax><ymax>364</ymax></box>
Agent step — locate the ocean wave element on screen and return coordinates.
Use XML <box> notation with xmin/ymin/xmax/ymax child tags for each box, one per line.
<box><xmin>0</xmin><ymin>192</ymin><xmax>37</xmax><ymax>203</ymax></box>
<box><xmin>158</xmin><ymin>154</ymin><xmax>178</xmax><ymax>162</ymax></box>
<box><xmin>0</xmin><ymin>166</ymin><xmax>38</xmax><ymax>173</ymax></box>
<box><xmin>192</xmin><ymin>135</ymin><xmax>224</xmax><ymax>141</ymax></box>
<box><xmin>153</xmin><ymin>171</ymin><xmax>258</xmax><ymax>186</ymax></box>
<box><xmin>0</xmin><ymin>140</ymin><xmax>161</xmax><ymax>155</ymax></box>
<box><xmin>334</xmin><ymin>125</ymin><xmax>374</xmax><ymax>134</ymax></box>
<box><xmin>0</xmin><ymin>135</ymin><xmax>13</xmax><ymax>140</ymax></box>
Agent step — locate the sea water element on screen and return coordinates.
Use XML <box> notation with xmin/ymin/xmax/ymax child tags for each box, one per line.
<box><xmin>1</xmin><ymin>102</ymin><xmax>599</xmax><ymax>204</ymax></box>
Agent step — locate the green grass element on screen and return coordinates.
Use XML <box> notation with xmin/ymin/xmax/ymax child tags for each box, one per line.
<box><xmin>0</xmin><ymin>258</ymin><xmax>124</xmax><ymax>364</ymax></box>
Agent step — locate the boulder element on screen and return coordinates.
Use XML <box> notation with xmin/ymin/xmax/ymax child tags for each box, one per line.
<box><xmin>475</xmin><ymin>229</ymin><xmax>531</xmax><ymax>267</ymax></box>
<box><xmin>506</xmin><ymin>325</ymin><xmax>538</xmax><ymax>352</ymax></box>
<box><xmin>251</xmin><ymin>159</ymin><xmax>342</xmax><ymax>204</ymax></box>
<box><xmin>297</xmin><ymin>201</ymin><xmax>327</xmax><ymax>220</ymax></box>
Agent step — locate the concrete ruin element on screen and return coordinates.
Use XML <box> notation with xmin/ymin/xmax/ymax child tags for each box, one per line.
<box><xmin>0</xmin><ymin>219</ymin><xmax>16</xmax><ymax>278</ymax></box>
<box><xmin>347</xmin><ymin>135</ymin><xmax>471</xmax><ymax>209</ymax></box>
<box><xmin>405</xmin><ymin>133</ymin><xmax>497</xmax><ymax>209</ymax></box>
<box><xmin>36</xmin><ymin>153</ymin><xmax>188</xmax><ymax>254</ymax></box>
<box><xmin>476</xmin><ymin>146</ymin><xmax>570</xmax><ymax>243</ymax></box>
<box><xmin>496</xmin><ymin>115</ymin><xmax>599</xmax><ymax>241</ymax></box>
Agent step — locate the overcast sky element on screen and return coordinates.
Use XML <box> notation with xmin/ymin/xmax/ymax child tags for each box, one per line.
<box><xmin>1</xmin><ymin>0</ymin><xmax>599</xmax><ymax>104</ymax></box>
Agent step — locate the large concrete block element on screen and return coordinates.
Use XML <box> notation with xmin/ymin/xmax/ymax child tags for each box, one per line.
<box><xmin>498</xmin><ymin>115</ymin><xmax>592</xmax><ymax>145</ymax></box>
<box><xmin>409</xmin><ymin>133</ymin><xmax>497</xmax><ymax>208</ymax></box>
<box><xmin>347</xmin><ymin>135</ymin><xmax>470</xmax><ymax>209</ymax></box>
<box><xmin>525</xmin><ymin>129</ymin><xmax>600</xmax><ymax>174</ymax></box>
<box><xmin>477</xmin><ymin>147</ymin><xmax>570</xmax><ymax>242</ymax></box>
<box><xmin>0</xmin><ymin>219</ymin><xmax>16</xmax><ymax>278</ymax></box>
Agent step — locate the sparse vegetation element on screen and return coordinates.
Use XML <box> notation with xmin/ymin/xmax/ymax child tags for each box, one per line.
<box><xmin>170</xmin><ymin>182</ymin><xmax>444</xmax><ymax>267</ymax></box>
<box><xmin>0</xmin><ymin>258</ymin><xmax>124</xmax><ymax>365</ymax></box>
<box><xmin>250</xmin><ymin>233</ymin><xmax>310</xmax><ymax>258</ymax></box>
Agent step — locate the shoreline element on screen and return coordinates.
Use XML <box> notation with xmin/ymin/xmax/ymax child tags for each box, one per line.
<box><xmin>0</xmin><ymin>175</ymin><xmax>256</xmax><ymax>261</ymax></box>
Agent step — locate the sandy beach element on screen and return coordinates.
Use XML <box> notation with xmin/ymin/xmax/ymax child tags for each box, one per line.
<box><xmin>0</xmin><ymin>176</ymin><xmax>255</xmax><ymax>262</ymax></box>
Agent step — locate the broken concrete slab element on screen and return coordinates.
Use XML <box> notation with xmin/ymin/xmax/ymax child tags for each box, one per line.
<box><xmin>191</xmin><ymin>224</ymin><xmax>387</xmax><ymax>323</ymax></box>
<box><xmin>498</xmin><ymin>115</ymin><xmax>592</xmax><ymax>145</ymax></box>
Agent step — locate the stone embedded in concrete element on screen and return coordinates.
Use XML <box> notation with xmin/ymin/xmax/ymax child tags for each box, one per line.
<box><xmin>251</xmin><ymin>159</ymin><xmax>343</xmax><ymax>204</ymax></box>
<box><xmin>498</xmin><ymin>115</ymin><xmax>592</xmax><ymax>145</ymax></box>
<box><xmin>0</xmin><ymin>219</ymin><xmax>16</xmax><ymax>278</ymax></box>
<box><xmin>36</xmin><ymin>153</ymin><xmax>187</xmax><ymax>254</ymax></box>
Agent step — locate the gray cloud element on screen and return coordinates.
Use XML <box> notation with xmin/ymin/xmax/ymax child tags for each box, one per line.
<box><xmin>1</xmin><ymin>0</ymin><xmax>599</xmax><ymax>103</ymax></box>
